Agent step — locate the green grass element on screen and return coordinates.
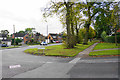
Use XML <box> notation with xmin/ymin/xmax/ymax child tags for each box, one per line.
<box><xmin>89</xmin><ymin>49</ymin><xmax>120</xmax><ymax>56</ymax></box>
<box><xmin>93</xmin><ymin>43</ymin><xmax>120</xmax><ymax>50</ymax></box>
<box><xmin>24</xmin><ymin>42</ymin><xmax>95</xmax><ymax>57</ymax></box>
<box><xmin>2</xmin><ymin>46</ymin><xmax>19</xmax><ymax>49</ymax></box>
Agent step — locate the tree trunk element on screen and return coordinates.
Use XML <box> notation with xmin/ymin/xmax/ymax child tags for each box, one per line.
<box><xmin>115</xmin><ymin>28</ymin><xmax>118</xmax><ymax>46</ymax></box>
<box><xmin>66</xmin><ymin>3</ymin><xmax>74</xmax><ymax>48</ymax></box>
<box><xmin>83</xmin><ymin>6</ymin><xmax>91</xmax><ymax>45</ymax></box>
<box><xmin>75</xmin><ymin>20</ymin><xmax>79</xmax><ymax>44</ymax></box>
<box><xmin>83</xmin><ymin>24</ymin><xmax>90</xmax><ymax>45</ymax></box>
<box><xmin>71</xmin><ymin>21</ymin><xmax>74</xmax><ymax>35</ymax></box>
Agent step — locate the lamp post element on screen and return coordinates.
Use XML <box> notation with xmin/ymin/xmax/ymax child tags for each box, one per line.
<box><xmin>45</xmin><ymin>20</ymin><xmax>48</xmax><ymax>44</ymax></box>
<box><xmin>13</xmin><ymin>25</ymin><xmax>15</xmax><ymax>47</ymax></box>
<box><xmin>47</xmin><ymin>25</ymin><xmax>48</xmax><ymax>43</ymax></box>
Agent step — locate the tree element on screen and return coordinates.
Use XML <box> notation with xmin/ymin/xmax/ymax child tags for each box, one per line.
<box><xmin>110</xmin><ymin>3</ymin><xmax>119</xmax><ymax>46</ymax></box>
<box><xmin>81</xmin><ymin>2</ymin><xmax>103</xmax><ymax>45</ymax></box>
<box><xmin>94</xmin><ymin>2</ymin><xmax>114</xmax><ymax>38</ymax></box>
<box><xmin>79</xmin><ymin>26</ymin><xmax>95</xmax><ymax>42</ymax></box>
<box><xmin>25</xmin><ymin>28</ymin><xmax>35</xmax><ymax>34</ymax></box>
<box><xmin>101</xmin><ymin>31</ymin><xmax>107</xmax><ymax>41</ymax></box>
<box><xmin>1</xmin><ymin>30</ymin><xmax>9</xmax><ymax>35</ymax></box>
<box><xmin>43</xmin><ymin>0</ymin><xmax>77</xmax><ymax>48</ymax></box>
<box><xmin>1</xmin><ymin>30</ymin><xmax>9</xmax><ymax>40</ymax></box>
<box><xmin>18</xmin><ymin>30</ymin><xmax>25</xmax><ymax>33</ymax></box>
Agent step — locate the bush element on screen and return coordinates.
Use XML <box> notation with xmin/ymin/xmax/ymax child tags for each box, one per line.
<box><xmin>11</xmin><ymin>38</ymin><xmax>22</xmax><ymax>45</ymax></box>
<box><xmin>105</xmin><ymin>35</ymin><xmax>120</xmax><ymax>43</ymax></box>
<box><xmin>101</xmin><ymin>31</ymin><xmax>107</xmax><ymax>41</ymax></box>
<box><xmin>15</xmin><ymin>38</ymin><xmax>22</xmax><ymax>45</ymax></box>
<box><xmin>63</xmin><ymin>35</ymin><xmax>76</xmax><ymax>48</ymax></box>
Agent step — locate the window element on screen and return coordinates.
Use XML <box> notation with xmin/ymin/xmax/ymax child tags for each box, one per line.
<box><xmin>53</xmin><ymin>36</ymin><xmax>56</xmax><ymax>38</ymax></box>
<box><xmin>26</xmin><ymin>37</ymin><xmax>28</xmax><ymax>39</ymax></box>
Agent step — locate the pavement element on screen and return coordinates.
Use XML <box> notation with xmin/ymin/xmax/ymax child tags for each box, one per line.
<box><xmin>1</xmin><ymin>43</ymin><xmax>120</xmax><ymax>79</ymax></box>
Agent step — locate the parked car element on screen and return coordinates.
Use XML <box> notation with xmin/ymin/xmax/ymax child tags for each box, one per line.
<box><xmin>40</xmin><ymin>42</ymin><xmax>47</xmax><ymax>45</ymax></box>
<box><xmin>1</xmin><ymin>44</ymin><xmax>8</xmax><ymax>47</ymax></box>
<box><xmin>53</xmin><ymin>40</ymin><xmax>56</xmax><ymax>43</ymax></box>
<box><xmin>0</xmin><ymin>44</ymin><xmax>2</xmax><ymax>47</ymax></box>
<box><xmin>56</xmin><ymin>41</ymin><xmax>60</xmax><ymax>43</ymax></box>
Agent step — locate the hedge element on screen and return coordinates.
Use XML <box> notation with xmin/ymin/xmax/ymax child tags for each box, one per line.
<box><xmin>105</xmin><ymin>35</ymin><xmax>120</xmax><ymax>43</ymax></box>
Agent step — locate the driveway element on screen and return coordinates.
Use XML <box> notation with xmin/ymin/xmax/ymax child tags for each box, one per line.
<box><xmin>1</xmin><ymin>43</ymin><xmax>120</xmax><ymax>79</ymax></box>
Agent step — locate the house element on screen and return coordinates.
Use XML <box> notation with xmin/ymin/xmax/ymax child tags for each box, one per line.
<box><xmin>12</xmin><ymin>32</ymin><xmax>46</xmax><ymax>44</ymax></box>
<box><xmin>0</xmin><ymin>33</ymin><xmax>7</xmax><ymax>41</ymax></box>
<box><xmin>23</xmin><ymin>34</ymin><xmax>31</xmax><ymax>44</ymax></box>
<box><xmin>1</xmin><ymin>39</ymin><xmax>11</xmax><ymax>46</ymax></box>
<box><xmin>12</xmin><ymin>33</ymin><xmax>26</xmax><ymax>40</ymax></box>
<box><xmin>0</xmin><ymin>33</ymin><xmax>11</xmax><ymax>45</ymax></box>
<box><xmin>23</xmin><ymin>33</ymin><xmax>45</xmax><ymax>44</ymax></box>
<box><xmin>12</xmin><ymin>33</ymin><xmax>26</xmax><ymax>44</ymax></box>
<box><xmin>47</xmin><ymin>33</ymin><xmax>63</xmax><ymax>43</ymax></box>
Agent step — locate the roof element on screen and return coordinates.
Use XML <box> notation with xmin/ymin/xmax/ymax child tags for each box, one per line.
<box><xmin>2</xmin><ymin>39</ymin><xmax>11</xmax><ymax>41</ymax></box>
<box><xmin>0</xmin><ymin>33</ymin><xmax>7</xmax><ymax>37</ymax></box>
<box><xmin>14</xmin><ymin>33</ymin><xmax>26</xmax><ymax>37</ymax></box>
<box><xmin>49</xmin><ymin>33</ymin><xmax>58</xmax><ymax>36</ymax></box>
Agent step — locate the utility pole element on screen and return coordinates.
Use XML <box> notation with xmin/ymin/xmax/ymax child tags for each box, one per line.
<box><xmin>13</xmin><ymin>25</ymin><xmax>15</xmax><ymax>47</ymax></box>
<box><xmin>47</xmin><ymin>25</ymin><xmax>48</xmax><ymax>43</ymax></box>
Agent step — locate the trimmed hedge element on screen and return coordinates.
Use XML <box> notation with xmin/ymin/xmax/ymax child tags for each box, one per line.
<box><xmin>105</xmin><ymin>35</ymin><xmax>120</xmax><ymax>43</ymax></box>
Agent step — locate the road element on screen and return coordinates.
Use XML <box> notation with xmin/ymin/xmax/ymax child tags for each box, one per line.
<box><xmin>1</xmin><ymin>43</ymin><xmax>120</xmax><ymax>79</ymax></box>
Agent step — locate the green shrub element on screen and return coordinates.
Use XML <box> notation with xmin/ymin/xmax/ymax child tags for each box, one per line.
<box><xmin>101</xmin><ymin>31</ymin><xmax>107</xmax><ymax>41</ymax></box>
<box><xmin>15</xmin><ymin>38</ymin><xmax>22</xmax><ymax>45</ymax></box>
<box><xmin>105</xmin><ymin>35</ymin><xmax>120</xmax><ymax>43</ymax></box>
<box><xmin>11</xmin><ymin>38</ymin><xmax>22</xmax><ymax>45</ymax></box>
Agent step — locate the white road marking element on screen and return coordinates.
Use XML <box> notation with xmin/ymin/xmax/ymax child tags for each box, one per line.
<box><xmin>69</xmin><ymin>58</ymin><xmax>81</xmax><ymax>63</ymax></box>
<box><xmin>46</xmin><ymin>62</ymin><xmax>53</xmax><ymax>63</ymax></box>
<box><xmin>9</xmin><ymin>65</ymin><xmax>21</xmax><ymax>69</ymax></box>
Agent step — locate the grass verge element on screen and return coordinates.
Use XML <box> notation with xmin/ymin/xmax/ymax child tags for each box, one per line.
<box><xmin>2</xmin><ymin>46</ymin><xmax>19</xmax><ymax>49</ymax></box>
<box><xmin>93</xmin><ymin>43</ymin><xmax>120</xmax><ymax>50</ymax></box>
<box><xmin>89</xmin><ymin>49</ymin><xmax>120</xmax><ymax>56</ymax></box>
<box><xmin>24</xmin><ymin>42</ymin><xmax>95</xmax><ymax>57</ymax></box>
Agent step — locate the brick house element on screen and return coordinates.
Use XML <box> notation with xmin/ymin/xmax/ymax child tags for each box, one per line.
<box><xmin>47</xmin><ymin>33</ymin><xmax>63</xmax><ymax>43</ymax></box>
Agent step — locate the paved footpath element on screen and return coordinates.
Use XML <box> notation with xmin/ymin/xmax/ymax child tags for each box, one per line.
<box><xmin>76</xmin><ymin>43</ymin><xmax>98</xmax><ymax>57</ymax></box>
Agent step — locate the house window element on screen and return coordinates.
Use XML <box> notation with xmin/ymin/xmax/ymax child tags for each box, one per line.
<box><xmin>58</xmin><ymin>36</ymin><xmax>61</xmax><ymax>38</ymax></box>
<box><xmin>26</xmin><ymin>37</ymin><xmax>28</xmax><ymax>39</ymax></box>
<box><xmin>53</xmin><ymin>36</ymin><xmax>56</xmax><ymax>38</ymax></box>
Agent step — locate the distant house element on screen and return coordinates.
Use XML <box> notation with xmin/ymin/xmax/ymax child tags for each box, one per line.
<box><xmin>1</xmin><ymin>39</ymin><xmax>11</xmax><ymax>46</ymax></box>
<box><xmin>47</xmin><ymin>33</ymin><xmax>63</xmax><ymax>43</ymax></box>
<box><xmin>12</xmin><ymin>33</ymin><xmax>26</xmax><ymax>40</ymax></box>
<box><xmin>0</xmin><ymin>33</ymin><xmax>11</xmax><ymax>45</ymax></box>
<box><xmin>0</xmin><ymin>33</ymin><xmax>7</xmax><ymax>41</ymax></box>
<box><xmin>12</xmin><ymin>33</ymin><xmax>26</xmax><ymax>44</ymax></box>
<box><xmin>23</xmin><ymin>33</ymin><xmax>45</xmax><ymax>44</ymax></box>
<box><xmin>23</xmin><ymin>34</ymin><xmax>30</xmax><ymax>44</ymax></box>
<box><xmin>12</xmin><ymin>32</ymin><xmax>45</xmax><ymax>44</ymax></box>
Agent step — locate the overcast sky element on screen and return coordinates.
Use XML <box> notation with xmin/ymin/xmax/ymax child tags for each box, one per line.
<box><xmin>0</xmin><ymin>0</ymin><xmax>63</xmax><ymax>36</ymax></box>
<box><xmin>0</xmin><ymin>0</ymin><xmax>119</xmax><ymax>36</ymax></box>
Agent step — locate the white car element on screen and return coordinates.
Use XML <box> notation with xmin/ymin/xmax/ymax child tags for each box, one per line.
<box><xmin>40</xmin><ymin>42</ymin><xmax>47</xmax><ymax>45</ymax></box>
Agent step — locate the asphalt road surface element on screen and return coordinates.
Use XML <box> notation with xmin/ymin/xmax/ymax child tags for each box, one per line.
<box><xmin>1</xmin><ymin>43</ymin><xmax>120</xmax><ymax>79</ymax></box>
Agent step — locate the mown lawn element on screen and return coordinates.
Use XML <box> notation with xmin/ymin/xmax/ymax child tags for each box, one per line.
<box><xmin>93</xmin><ymin>43</ymin><xmax>120</xmax><ymax>50</ymax></box>
<box><xmin>89</xmin><ymin>49</ymin><xmax>120</xmax><ymax>56</ymax></box>
<box><xmin>24</xmin><ymin>42</ymin><xmax>95</xmax><ymax>57</ymax></box>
